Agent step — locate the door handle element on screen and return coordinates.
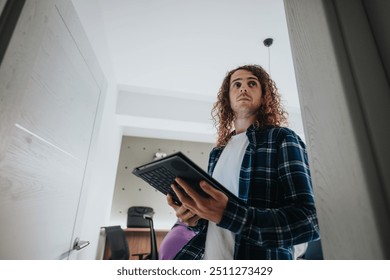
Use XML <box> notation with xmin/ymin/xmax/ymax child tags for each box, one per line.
<box><xmin>73</xmin><ymin>237</ymin><xmax>90</xmax><ymax>251</ymax></box>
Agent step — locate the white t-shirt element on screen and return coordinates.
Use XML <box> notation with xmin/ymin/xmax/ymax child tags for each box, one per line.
<box><xmin>203</xmin><ymin>132</ymin><xmax>249</xmax><ymax>259</ymax></box>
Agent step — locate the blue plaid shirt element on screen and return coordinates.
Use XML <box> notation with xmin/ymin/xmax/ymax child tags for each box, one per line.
<box><xmin>174</xmin><ymin>125</ymin><xmax>320</xmax><ymax>260</ymax></box>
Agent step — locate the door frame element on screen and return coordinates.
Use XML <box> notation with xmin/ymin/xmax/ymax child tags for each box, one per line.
<box><xmin>0</xmin><ymin>0</ymin><xmax>25</xmax><ymax>65</ymax></box>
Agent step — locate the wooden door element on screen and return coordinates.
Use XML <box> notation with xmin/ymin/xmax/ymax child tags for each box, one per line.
<box><xmin>0</xmin><ymin>0</ymin><xmax>105</xmax><ymax>259</ymax></box>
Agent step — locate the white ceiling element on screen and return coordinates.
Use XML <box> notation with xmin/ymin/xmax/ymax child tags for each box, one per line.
<box><xmin>92</xmin><ymin>0</ymin><xmax>304</xmax><ymax>142</ymax></box>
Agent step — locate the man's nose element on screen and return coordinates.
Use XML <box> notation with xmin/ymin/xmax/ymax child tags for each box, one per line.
<box><xmin>240</xmin><ymin>85</ymin><xmax>247</xmax><ymax>92</ymax></box>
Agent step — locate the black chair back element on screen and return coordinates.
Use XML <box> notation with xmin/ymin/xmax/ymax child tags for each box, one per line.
<box><xmin>104</xmin><ymin>226</ymin><xmax>129</xmax><ymax>260</ymax></box>
<box><xmin>127</xmin><ymin>206</ymin><xmax>154</xmax><ymax>228</ymax></box>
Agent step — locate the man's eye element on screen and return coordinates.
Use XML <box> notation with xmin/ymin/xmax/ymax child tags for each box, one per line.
<box><xmin>248</xmin><ymin>81</ymin><xmax>257</xmax><ymax>87</ymax></box>
<box><xmin>233</xmin><ymin>82</ymin><xmax>241</xmax><ymax>88</ymax></box>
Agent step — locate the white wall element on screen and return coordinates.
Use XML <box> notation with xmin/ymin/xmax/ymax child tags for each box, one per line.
<box><xmin>71</xmin><ymin>0</ymin><xmax>123</xmax><ymax>259</ymax></box>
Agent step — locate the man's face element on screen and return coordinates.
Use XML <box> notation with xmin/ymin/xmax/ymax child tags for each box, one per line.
<box><xmin>229</xmin><ymin>69</ymin><xmax>262</xmax><ymax>118</ymax></box>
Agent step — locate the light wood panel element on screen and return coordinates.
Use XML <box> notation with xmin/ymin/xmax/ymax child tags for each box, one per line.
<box><xmin>18</xmin><ymin>6</ymin><xmax>100</xmax><ymax>162</ymax></box>
<box><xmin>0</xmin><ymin>0</ymin><xmax>103</xmax><ymax>259</ymax></box>
<box><xmin>0</xmin><ymin>0</ymin><xmax>53</xmax><ymax>162</ymax></box>
<box><xmin>0</xmin><ymin>127</ymin><xmax>85</xmax><ymax>259</ymax></box>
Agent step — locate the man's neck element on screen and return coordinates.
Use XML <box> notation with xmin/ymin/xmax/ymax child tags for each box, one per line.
<box><xmin>234</xmin><ymin>115</ymin><xmax>256</xmax><ymax>134</ymax></box>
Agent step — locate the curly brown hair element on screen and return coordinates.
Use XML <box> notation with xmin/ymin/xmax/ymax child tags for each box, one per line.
<box><xmin>212</xmin><ymin>64</ymin><xmax>288</xmax><ymax>147</ymax></box>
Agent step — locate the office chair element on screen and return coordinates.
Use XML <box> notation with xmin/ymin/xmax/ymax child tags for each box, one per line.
<box><xmin>126</xmin><ymin>206</ymin><xmax>158</xmax><ymax>260</ymax></box>
<box><xmin>143</xmin><ymin>215</ymin><xmax>158</xmax><ymax>260</ymax></box>
<box><xmin>104</xmin><ymin>226</ymin><xmax>130</xmax><ymax>260</ymax></box>
<box><xmin>127</xmin><ymin>206</ymin><xmax>154</xmax><ymax>228</ymax></box>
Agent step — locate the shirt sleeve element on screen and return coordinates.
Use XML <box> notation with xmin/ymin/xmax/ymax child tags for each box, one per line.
<box><xmin>217</xmin><ymin>130</ymin><xmax>320</xmax><ymax>248</ymax></box>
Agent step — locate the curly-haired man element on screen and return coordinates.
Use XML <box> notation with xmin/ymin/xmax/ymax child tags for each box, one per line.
<box><xmin>167</xmin><ymin>65</ymin><xmax>320</xmax><ymax>260</ymax></box>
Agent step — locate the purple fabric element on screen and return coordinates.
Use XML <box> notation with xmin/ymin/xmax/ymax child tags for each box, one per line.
<box><xmin>159</xmin><ymin>222</ymin><xmax>197</xmax><ymax>260</ymax></box>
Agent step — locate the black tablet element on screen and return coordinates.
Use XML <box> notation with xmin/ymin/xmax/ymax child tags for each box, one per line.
<box><xmin>132</xmin><ymin>152</ymin><xmax>239</xmax><ymax>205</ymax></box>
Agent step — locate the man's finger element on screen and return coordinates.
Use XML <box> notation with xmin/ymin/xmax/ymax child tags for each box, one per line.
<box><xmin>199</xmin><ymin>180</ymin><xmax>224</xmax><ymax>199</ymax></box>
<box><xmin>181</xmin><ymin>212</ymin><xmax>201</xmax><ymax>226</ymax></box>
<box><xmin>184</xmin><ymin>214</ymin><xmax>201</xmax><ymax>227</ymax></box>
<box><xmin>167</xmin><ymin>193</ymin><xmax>180</xmax><ymax>210</ymax></box>
<box><xmin>176</xmin><ymin>205</ymin><xmax>190</xmax><ymax>217</ymax></box>
<box><xmin>175</xmin><ymin>177</ymin><xmax>203</xmax><ymax>202</ymax></box>
<box><xmin>171</xmin><ymin>184</ymin><xmax>191</xmax><ymax>205</ymax></box>
<box><xmin>171</xmin><ymin>184</ymin><xmax>183</xmax><ymax>200</ymax></box>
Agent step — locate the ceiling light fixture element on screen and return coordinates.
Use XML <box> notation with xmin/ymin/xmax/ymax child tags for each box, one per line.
<box><xmin>263</xmin><ymin>38</ymin><xmax>273</xmax><ymax>75</ymax></box>
<box><xmin>153</xmin><ymin>152</ymin><xmax>167</xmax><ymax>161</ymax></box>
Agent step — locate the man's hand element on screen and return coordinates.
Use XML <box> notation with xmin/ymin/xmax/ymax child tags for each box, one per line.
<box><xmin>167</xmin><ymin>193</ymin><xmax>200</xmax><ymax>226</ymax></box>
<box><xmin>170</xmin><ymin>177</ymin><xmax>228</xmax><ymax>224</ymax></box>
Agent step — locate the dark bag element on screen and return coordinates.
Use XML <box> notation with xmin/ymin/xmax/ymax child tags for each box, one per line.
<box><xmin>127</xmin><ymin>206</ymin><xmax>154</xmax><ymax>228</ymax></box>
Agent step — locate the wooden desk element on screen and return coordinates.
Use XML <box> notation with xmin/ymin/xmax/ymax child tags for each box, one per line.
<box><xmin>103</xmin><ymin>228</ymin><xmax>168</xmax><ymax>260</ymax></box>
